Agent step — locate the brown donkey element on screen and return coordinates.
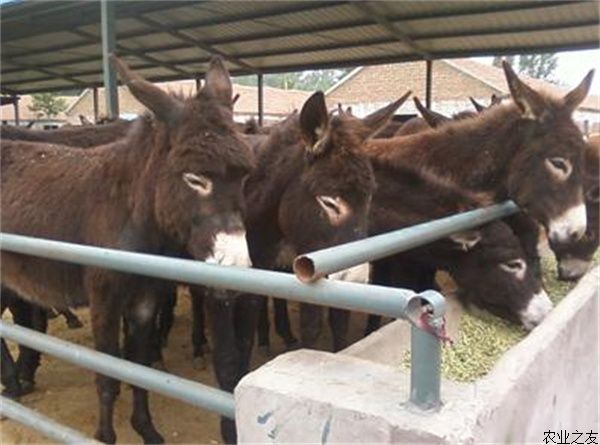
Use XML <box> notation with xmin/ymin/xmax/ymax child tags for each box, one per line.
<box><xmin>365</xmin><ymin>62</ymin><xmax>594</xmax><ymax>262</ymax></box>
<box><xmin>1</xmin><ymin>55</ymin><xmax>253</xmax><ymax>444</ymax></box>
<box><xmin>247</xmin><ymin>92</ymin><xmax>409</xmax><ymax>353</ymax></box>
<box><xmin>0</xmin><ymin>118</ymin><xmax>132</xmax><ymax>147</ymax></box>
<box><xmin>551</xmin><ymin>134</ymin><xmax>600</xmax><ymax>280</ymax></box>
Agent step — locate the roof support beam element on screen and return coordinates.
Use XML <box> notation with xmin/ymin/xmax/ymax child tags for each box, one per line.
<box><xmin>101</xmin><ymin>0</ymin><xmax>118</xmax><ymax>120</ymax></box>
<box><xmin>3</xmin><ymin>58</ymin><xmax>88</xmax><ymax>87</ymax></box>
<box><xmin>135</xmin><ymin>16</ymin><xmax>257</xmax><ymax>73</ymax></box>
<box><xmin>353</xmin><ymin>2</ymin><xmax>431</xmax><ymax>59</ymax></box>
<box><xmin>70</xmin><ymin>29</ymin><xmax>192</xmax><ymax>77</ymax></box>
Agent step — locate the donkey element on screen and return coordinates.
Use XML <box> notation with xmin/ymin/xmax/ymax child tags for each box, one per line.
<box><xmin>1</xmin><ymin>55</ymin><xmax>253</xmax><ymax>444</ymax></box>
<box><xmin>551</xmin><ymin>134</ymin><xmax>600</xmax><ymax>280</ymax></box>
<box><xmin>364</xmin><ymin>160</ymin><xmax>551</xmax><ymax>335</ymax></box>
<box><xmin>364</xmin><ymin>62</ymin><xmax>594</xmax><ymax>276</ymax></box>
<box><xmin>0</xmin><ymin>117</ymin><xmax>131</xmax><ymax>147</ymax></box>
<box><xmin>246</xmin><ymin>92</ymin><xmax>409</xmax><ymax>355</ymax></box>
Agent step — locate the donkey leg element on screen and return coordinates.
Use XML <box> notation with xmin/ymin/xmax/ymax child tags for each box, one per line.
<box><xmin>235</xmin><ymin>293</ymin><xmax>261</xmax><ymax>374</ymax></box>
<box><xmin>61</xmin><ymin>308</ymin><xmax>84</xmax><ymax>329</ymax></box>
<box><xmin>206</xmin><ymin>289</ymin><xmax>238</xmax><ymax>444</ymax></box>
<box><xmin>17</xmin><ymin>304</ymin><xmax>47</xmax><ymax>393</ymax></box>
<box><xmin>256</xmin><ymin>297</ymin><xmax>271</xmax><ymax>351</ymax></box>
<box><xmin>364</xmin><ymin>315</ymin><xmax>382</xmax><ymax>336</ymax></box>
<box><xmin>157</xmin><ymin>288</ymin><xmax>177</xmax><ymax>348</ymax></box>
<box><xmin>299</xmin><ymin>303</ymin><xmax>323</xmax><ymax>349</ymax></box>
<box><xmin>328</xmin><ymin>308</ymin><xmax>350</xmax><ymax>352</ymax></box>
<box><xmin>1</xmin><ymin>338</ymin><xmax>22</xmax><ymax>398</ymax></box>
<box><xmin>89</xmin><ymin>296</ymin><xmax>122</xmax><ymax>444</ymax></box>
<box><xmin>125</xmin><ymin>297</ymin><xmax>164</xmax><ymax>444</ymax></box>
<box><xmin>190</xmin><ymin>286</ymin><xmax>209</xmax><ymax>369</ymax></box>
<box><xmin>273</xmin><ymin>298</ymin><xmax>298</xmax><ymax>348</ymax></box>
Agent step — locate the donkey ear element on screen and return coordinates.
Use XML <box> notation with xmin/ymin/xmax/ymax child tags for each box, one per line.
<box><xmin>449</xmin><ymin>230</ymin><xmax>482</xmax><ymax>251</ymax></box>
<box><xmin>300</xmin><ymin>91</ymin><xmax>329</xmax><ymax>154</ymax></box>
<box><xmin>204</xmin><ymin>56</ymin><xmax>233</xmax><ymax>107</ymax></box>
<box><xmin>469</xmin><ymin>97</ymin><xmax>486</xmax><ymax>113</ymax></box>
<box><xmin>361</xmin><ymin>90</ymin><xmax>411</xmax><ymax>137</ymax></box>
<box><xmin>563</xmin><ymin>70</ymin><xmax>594</xmax><ymax>113</ymax></box>
<box><xmin>503</xmin><ymin>61</ymin><xmax>547</xmax><ymax>120</ymax></box>
<box><xmin>414</xmin><ymin>97</ymin><xmax>450</xmax><ymax>128</ymax></box>
<box><xmin>110</xmin><ymin>54</ymin><xmax>183</xmax><ymax>123</ymax></box>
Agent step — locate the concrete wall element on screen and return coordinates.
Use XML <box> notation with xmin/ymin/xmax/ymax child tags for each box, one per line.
<box><xmin>235</xmin><ymin>267</ymin><xmax>599</xmax><ymax>443</ymax></box>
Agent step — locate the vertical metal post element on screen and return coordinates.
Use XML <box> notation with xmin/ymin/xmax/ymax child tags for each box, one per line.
<box><xmin>12</xmin><ymin>95</ymin><xmax>20</xmax><ymax>126</ymax></box>
<box><xmin>92</xmin><ymin>87</ymin><xmax>99</xmax><ymax>123</ymax></box>
<box><xmin>101</xmin><ymin>0</ymin><xmax>118</xmax><ymax>120</ymax></box>
<box><xmin>257</xmin><ymin>72</ymin><xmax>264</xmax><ymax>126</ymax></box>
<box><xmin>425</xmin><ymin>59</ymin><xmax>433</xmax><ymax>109</ymax></box>
<box><xmin>409</xmin><ymin>323</ymin><xmax>441</xmax><ymax>410</ymax></box>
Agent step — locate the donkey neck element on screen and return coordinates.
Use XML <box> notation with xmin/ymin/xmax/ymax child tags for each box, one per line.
<box><xmin>366</xmin><ymin>104</ymin><xmax>525</xmax><ymax>195</ymax></box>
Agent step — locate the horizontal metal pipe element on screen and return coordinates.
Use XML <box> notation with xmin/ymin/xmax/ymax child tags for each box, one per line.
<box><xmin>293</xmin><ymin>201</ymin><xmax>519</xmax><ymax>282</ymax></box>
<box><xmin>0</xmin><ymin>395</ymin><xmax>97</xmax><ymax>444</ymax></box>
<box><xmin>0</xmin><ymin>233</ymin><xmax>421</xmax><ymax>319</ymax></box>
<box><xmin>0</xmin><ymin>320</ymin><xmax>236</xmax><ymax>419</ymax></box>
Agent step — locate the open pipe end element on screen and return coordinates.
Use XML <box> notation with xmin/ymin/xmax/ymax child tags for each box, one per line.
<box><xmin>293</xmin><ymin>256</ymin><xmax>319</xmax><ymax>283</ymax></box>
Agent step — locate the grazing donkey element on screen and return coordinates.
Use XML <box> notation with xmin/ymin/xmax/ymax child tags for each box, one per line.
<box><xmin>365</xmin><ymin>161</ymin><xmax>551</xmax><ymax>335</ymax></box>
<box><xmin>1</xmin><ymin>55</ymin><xmax>253</xmax><ymax>444</ymax></box>
<box><xmin>247</xmin><ymin>92</ymin><xmax>409</xmax><ymax>355</ymax></box>
<box><xmin>551</xmin><ymin>134</ymin><xmax>600</xmax><ymax>280</ymax></box>
<box><xmin>0</xmin><ymin>118</ymin><xmax>131</xmax><ymax>147</ymax></box>
<box><xmin>364</xmin><ymin>63</ymin><xmax>594</xmax><ymax>271</ymax></box>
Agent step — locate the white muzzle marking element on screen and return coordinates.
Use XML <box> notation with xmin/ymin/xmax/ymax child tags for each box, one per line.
<box><xmin>559</xmin><ymin>256</ymin><xmax>591</xmax><ymax>280</ymax></box>
<box><xmin>548</xmin><ymin>203</ymin><xmax>587</xmax><ymax>244</ymax></box>
<box><xmin>329</xmin><ymin>263</ymin><xmax>371</xmax><ymax>284</ymax></box>
<box><xmin>519</xmin><ymin>290</ymin><xmax>553</xmax><ymax>331</ymax></box>
<box><xmin>205</xmin><ymin>231</ymin><xmax>252</xmax><ymax>268</ymax></box>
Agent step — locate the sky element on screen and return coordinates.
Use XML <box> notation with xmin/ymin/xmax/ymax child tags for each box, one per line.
<box><xmin>474</xmin><ymin>48</ymin><xmax>600</xmax><ymax>96</ymax></box>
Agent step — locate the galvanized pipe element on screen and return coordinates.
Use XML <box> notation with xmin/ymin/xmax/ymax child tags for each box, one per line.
<box><xmin>293</xmin><ymin>201</ymin><xmax>519</xmax><ymax>282</ymax></box>
<box><xmin>0</xmin><ymin>233</ymin><xmax>426</xmax><ymax>320</ymax></box>
<box><xmin>0</xmin><ymin>395</ymin><xmax>97</xmax><ymax>444</ymax></box>
<box><xmin>0</xmin><ymin>320</ymin><xmax>236</xmax><ymax>419</ymax></box>
<box><xmin>409</xmin><ymin>324</ymin><xmax>441</xmax><ymax>410</ymax></box>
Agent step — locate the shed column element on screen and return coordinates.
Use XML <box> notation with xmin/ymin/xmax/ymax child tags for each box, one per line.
<box><xmin>195</xmin><ymin>76</ymin><xmax>201</xmax><ymax>94</ymax></box>
<box><xmin>425</xmin><ymin>59</ymin><xmax>432</xmax><ymax>109</ymax></box>
<box><xmin>101</xmin><ymin>0</ymin><xmax>118</xmax><ymax>120</ymax></box>
<box><xmin>257</xmin><ymin>73</ymin><xmax>264</xmax><ymax>126</ymax></box>
<box><xmin>12</xmin><ymin>95</ymin><xmax>20</xmax><ymax>126</ymax></box>
<box><xmin>92</xmin><ymin>87</ymin><xmax>99</xmax><ymax>123</ymax></box>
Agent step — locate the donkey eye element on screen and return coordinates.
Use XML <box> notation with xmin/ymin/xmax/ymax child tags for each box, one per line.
<box><xmin>500</xmin><ymin>259</ymin><xmax>526</xmax><ymax>275</ymax></box>
<box><xmin>316</xmin><ymin>195</ymin><xmax>350</xmax><ymax>226</ymax></box>
<box><xmin>545</xmin><ymin>157</ymin><xmax>572</xmax><ymax>181</ymax></box>
<box><xmin>586</xmin><ymin>184</ymin><xmax>599</xmax><ymax>203</ymax></box>
<box><xmin>183</xmin><ymin>172</ymin><xmax>213</xmax><ymax>197</ymax></box>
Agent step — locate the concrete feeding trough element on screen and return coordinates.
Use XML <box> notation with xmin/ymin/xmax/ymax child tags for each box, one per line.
<box><xmin>236</xmin><ymin>266</ymin><xmax>599</xmax><ymax>443</ymax></box>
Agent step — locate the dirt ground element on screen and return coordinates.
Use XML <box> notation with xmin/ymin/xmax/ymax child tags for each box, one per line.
<box><xmin>0</xmin><ymin>288</ymin><xmax>371</xmax><ymax>444</ymax></box>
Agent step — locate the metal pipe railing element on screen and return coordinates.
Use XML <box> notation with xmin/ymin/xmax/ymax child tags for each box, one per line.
<box><xmin>0</xmin><ymin>396</ymin><xmax>98</xmax><ymax>444</ymax></box>
<box><xmin>0</xmin><ymin>320</ymin><xmax>236</xmax><ymax>419</ymax></box>
<box><xmin>0</xmin><ymin>233</ymin><xmax>433</xmax><ymax>320</ymax></box>
<box><xmin>293</xmin><ymin>201</ymin><xmax>519</xmax><ymax>282</ymax></box>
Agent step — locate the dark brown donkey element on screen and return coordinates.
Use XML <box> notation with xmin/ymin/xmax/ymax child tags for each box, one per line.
<box><xmin>1</xmin><ymin>55</ymin><xmax>253</xmax><ymax>444</ymax></box>
<box><xmin>551</xmin><ymin>134</ymin><xmax>600</xmax><ymax>280</ymax></box>
<box><xmin>364</xmin><ymin>62</ymin><xmax>594</xmax><ymax>270</ymax></box>
<box><xmin>365</xmin><ymin>161</ymin><xmax>551</xmax><ymax>335</ymax></box>
<box><xmin>246</xmin><ymin>92</ymin><xmax>409</xmax><ymax>354</ymax></box>
<box><xmin>0</xmin><ymin>118</ymin><xmax>131</xmax><ymax>147</ymax></box>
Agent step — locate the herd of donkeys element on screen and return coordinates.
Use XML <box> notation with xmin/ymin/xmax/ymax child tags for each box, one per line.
<box><xmin>0</xmin><ymin>54</ymin><xmax>597</xmax><ymax>444</ymax></box>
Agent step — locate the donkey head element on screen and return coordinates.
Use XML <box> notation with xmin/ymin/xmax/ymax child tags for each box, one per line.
<box><xmin>552</xmin><ymin>138</ymin><xmax>600</xmax><ymax>280</ymax></box>
<box><xmin>112</xmin><ymin>55</ymin><xmax>254</xmax><ymax>265</ymax></box>
<box><xmin>503</xmin><ymin>61</ymin><xmax>594</xmax><ymax>247</ymax></box>
<box><xmin>279</xmin><ymin>92</ymin><xmax>409</xmax><ymax>280</ymax></box>
<box><xmin>449</xmin><ymin>222</ymin><xmax>552</xmax><ymax>330</ymax></box>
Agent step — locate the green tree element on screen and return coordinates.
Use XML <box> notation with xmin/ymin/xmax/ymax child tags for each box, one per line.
<box><xmin>27</xmin><ymin>93</ymin><xmax>68</xmax><ymax>118</ymax></box>
<box><xmin>232</xmin><ymin>68</ymin><xmax>352</xmax><ymax>92</ymax></box>
<box><xmin>517</xmin><ymin>54</ymin><xmax>558</xmax><ymax>80</ymax></box>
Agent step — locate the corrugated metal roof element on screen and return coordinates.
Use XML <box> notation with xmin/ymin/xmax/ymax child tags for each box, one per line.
<box><xmin>1</xmin><ymin>0</ymin><xmax>598</xmax><ymax>94</ymax></box>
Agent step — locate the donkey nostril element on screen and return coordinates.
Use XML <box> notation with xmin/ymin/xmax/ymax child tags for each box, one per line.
<box><xmin>569</xmin><ymin>227</ymin><xmax>585</xmax><ymax>242</ymax></box>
